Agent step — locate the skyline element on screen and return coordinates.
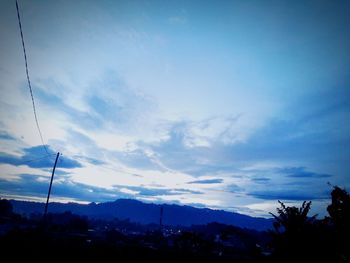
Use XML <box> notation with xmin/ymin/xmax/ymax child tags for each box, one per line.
<box><xmin>1</xmin><ymin>0</ymin><xmax>350</xmax><ymax>217</ymax></box>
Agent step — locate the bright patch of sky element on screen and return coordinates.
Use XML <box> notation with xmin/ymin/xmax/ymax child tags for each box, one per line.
<box><xmin>1</xmin><ymin>0</ymin><xmax>350</xmax><ymax>217</ymax></box>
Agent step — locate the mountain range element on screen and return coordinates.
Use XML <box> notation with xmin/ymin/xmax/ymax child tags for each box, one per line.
<box><xmin>10</xmin><ymin>199</ymin><xmax>273</xmax><ymax>231</ymax></box>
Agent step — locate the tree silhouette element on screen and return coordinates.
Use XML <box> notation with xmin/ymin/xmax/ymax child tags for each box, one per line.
<box><xmin>327</xmin><ymin>186</ymin><xmax>350</xmax><ymax>232</ymax></box>
<box><xmin>327</xmin><ymin>186</ymin><xmax>350</xmax><ymax>261</ymax></box>
<box><xmin>270</xmin><ymin>201</ymin><xmax>316</xmax><ymax>234</ymax></box>
<box><xmin>269</xmin><ymin>201</ymin><xmax>317</xmax><ymax>260</ymax></box>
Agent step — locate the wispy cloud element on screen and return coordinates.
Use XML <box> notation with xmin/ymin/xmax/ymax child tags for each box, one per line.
<box><xmin>0</xmin><ymin>174</ymin><xmax>124</xmax><ymax>203</ymax></box>
<box><xmin>278</xmin><ymin>167</ymin><xmax>333</xmax><ymax>178</ymax></box>
<box><xmin>248</xmin><ymin>189</ymin><xmax>328</xmax><ymax>201</ymax></box>
<box><xmin>188</xmin><ymin>179</ymin><xmax>223</xmax><ymax>184</ymax></box>
<box><xmin>114</xmin><ymin>185</ymin><xmax>202</xmax><ymax>197</ymax></box>
<box><xmin>0</xmin><ymin>146</ymin><xmax>81</xmax><ymax>169</ymax></box>
<box><xmin>250</xmin><ymin>177</ymin><xmax>271</xmax><ymax>183</ymax></box>
<box><xmin>0</xmin><ymin>131</ymin><xmax>16</xmax><ymax>140</ymax></box>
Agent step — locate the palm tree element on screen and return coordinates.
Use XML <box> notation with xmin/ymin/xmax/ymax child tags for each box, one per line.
<box><xmin>270</xmin><ymin>200</ymin><xmax>316</xmax><ymax>234</ymax></box>
<box><xmin>269</xmin><ymin>201</ymin><xmax>317</xmax><ymax>260</ymax></box>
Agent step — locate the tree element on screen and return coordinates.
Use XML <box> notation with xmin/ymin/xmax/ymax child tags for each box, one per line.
<box><xmin>327</xmin><ymin>186</ymin><xmax>350</xmax><ymax>232</ymax></box>
<box><xmin>269</xmin><ymin>201</ymin><xmax>317</xmax><ymax>260</ymax></box>
<box><xmin>270</xmin><ymin>200</ymin><xmax>316</xmax><ymax>234</ymax></box>
<box><xmin>327</xmin><ymin>186</ymin><xmax>350</xmax><ymax>261</ymax></box>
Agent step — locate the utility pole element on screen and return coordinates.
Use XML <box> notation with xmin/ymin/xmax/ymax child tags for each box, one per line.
<box><xmin>44</xmin><ymin>152</ymin><xmax>60</xmax><ymax>217</ymax></box>
<box><xmin>159</xmin><ymin>206</ymin><xmax>163</xmax><ymax>228</ymax></box>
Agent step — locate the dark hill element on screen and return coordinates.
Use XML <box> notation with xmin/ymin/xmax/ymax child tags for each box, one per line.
<box><xmin>10</xmin><ymin>198</ymin><xmax>272</xmax><ymax>231</ymax></box>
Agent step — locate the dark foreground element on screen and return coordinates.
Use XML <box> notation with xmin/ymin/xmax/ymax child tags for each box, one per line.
<box><xmin>0</xmin><ymin>213</ymin><xmax>269</xmax><ymax>262</ymax></box>
<box><xmin>1</xmin><ymin>229</ymin><xmax>267</xmax><ymax>262</ymax></box>
<box><xmin>1</xmin><ymin>185</ymin><xmax>349</xmax><ymax>262</ymax></box>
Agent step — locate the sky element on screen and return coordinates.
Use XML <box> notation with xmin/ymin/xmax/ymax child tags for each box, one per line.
<box><xmin>0</xmin><ymin>0</ymin><xmax>349</xmax><ymax>218</ymax></box>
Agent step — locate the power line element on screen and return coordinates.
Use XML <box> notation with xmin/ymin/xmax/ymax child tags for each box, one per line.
<box><xmin>15</xmin><ymin>0</ymin><xmax>50</xmax><ymax>156</ymax></box>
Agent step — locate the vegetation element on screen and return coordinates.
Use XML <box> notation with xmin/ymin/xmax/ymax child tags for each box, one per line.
<box><xmin>269</xmin><ymin>186</ymin><xmax>350</xmax><ymax>262</ymax></box>
<box><xmin>0</xmin><ymin>185</ymin><xmax>349</xmax><ymax>262</ymax></box>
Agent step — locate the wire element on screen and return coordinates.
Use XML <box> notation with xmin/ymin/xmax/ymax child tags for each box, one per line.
<box><xmin>15</xmin><ymin>0</ymin><xmax>50</xmax><ymax>157</ymax></box>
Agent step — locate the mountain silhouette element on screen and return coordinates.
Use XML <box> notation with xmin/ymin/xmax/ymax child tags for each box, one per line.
<box><xmin>10</xmin><ymin>198</ymin><xmax>272</xmax><ymax>231</ymax></box>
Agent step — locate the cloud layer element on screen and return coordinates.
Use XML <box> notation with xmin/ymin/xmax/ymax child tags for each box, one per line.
<box><xmin>1</xmin><ymin>0</ymin><xmax>349</xmax><ymax>217</ymax></box>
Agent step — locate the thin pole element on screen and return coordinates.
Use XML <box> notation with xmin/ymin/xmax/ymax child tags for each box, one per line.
<box><xmin>44</xmin><ymin>152</ymin><xmax>60</xmax><ymax>216</ymax></box>
<box><xmin>160</xmin><ymin>206</ymin><xmax>163</xmax><ymax>228</ymax></box>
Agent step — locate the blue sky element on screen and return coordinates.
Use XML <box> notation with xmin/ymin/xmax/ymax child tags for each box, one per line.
<box><xmin>0</xmin><ymin>0</ymin><xmax>349</xmax><ymax>217</ymax></box>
